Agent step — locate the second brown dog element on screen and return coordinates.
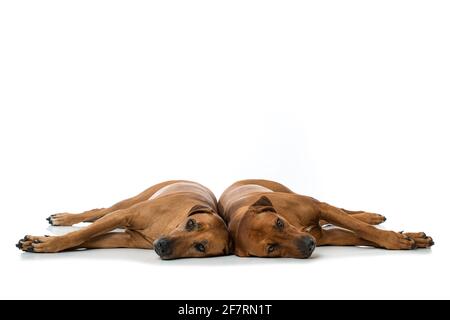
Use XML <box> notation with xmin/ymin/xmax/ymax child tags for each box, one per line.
<box><xmin>219</xmin><ymin>179</ymin><xmax>434</xmax><ymax>258</ymax></box>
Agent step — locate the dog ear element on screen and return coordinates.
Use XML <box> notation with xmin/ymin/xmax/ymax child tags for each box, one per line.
<box><xmin>250</xmin><ymin>196</ymin><xmax>276</xmax><ymax>213</ymax></box>
<box><xmin>187</xmin><ymin>205</ymin><xmax>214</xmax><ymax>216</ymax></box>
<box><xmin>251</xmin><ymin>196</ymin><xmax>273</xmax><ymax>207</ymax></box>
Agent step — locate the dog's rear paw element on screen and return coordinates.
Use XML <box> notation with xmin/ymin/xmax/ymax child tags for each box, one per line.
<box><xmin>403</xmin><ymin>232</ymin><xmax>434</xmax><ymax>248</ymax></box>
<box><xmin>47</xmin><ymin>213</ymin><xmax>78</xmax><ymax>226</ymax></box>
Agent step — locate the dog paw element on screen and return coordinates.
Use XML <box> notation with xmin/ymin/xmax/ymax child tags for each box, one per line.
<box><xmin>403</xmin><ymin>232</ymin><xmax>434</xmax><ymax>248</ymax></box>
<box><xmin>16</xmin><ymin>235</ymin><xmax>63</xmax><ymax>253</ymax></box>
<box><xmin>47</xmin><ymin>213</ymin><xmax>78</xmax><ymax>226</ymax></box>
<box><xmin>366</xmin><ymin>213</ymin><xmax>387</xmax><ymax>225</ymax></box>
<box><xmin>381</xmin><ymin>231</ymin><xmax>417</xmax><ymax>250</ymax></box>
<box><xmin>352</xmin><ymin>212</ymin><xmax>386</xmax><ymax>225</ymax></box>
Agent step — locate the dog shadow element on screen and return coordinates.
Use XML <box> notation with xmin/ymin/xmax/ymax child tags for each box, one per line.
<box><xmin>18</xmin><ymin>226</ymin><xmax>433</xmax><ymax>266</ymax></box>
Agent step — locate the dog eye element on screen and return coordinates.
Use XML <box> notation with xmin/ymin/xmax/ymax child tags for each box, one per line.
<box><xmin>267</xmin><ymin>244</ymin><xmax>277</xmax><ymax>253</ymax></box>
<box><xmin>195</xmin><ymin>243</ymin><xmax>205</xmax><ymax>252</ymax></box>
<box><xmin>186</xmin><ymin>219</ymin><xmax>196</xmax><ymax>231</ymax></box>
<box><xmin>276</xmin><ymin>218</ymin><xmax>284</xmax><ymax>229</ymax></box>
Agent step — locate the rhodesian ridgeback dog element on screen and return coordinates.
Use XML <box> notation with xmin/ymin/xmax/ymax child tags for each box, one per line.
<box><xmin>219</xmin><ymin>179</ymin><xmax>434</xmax><ymax>258</ymax></box>
<box><xmin>16</xmin><ymin>181</ymin><xmax>231</xmax><ymax>259</ymax></box>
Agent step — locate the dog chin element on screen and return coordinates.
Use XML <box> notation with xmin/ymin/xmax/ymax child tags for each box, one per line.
<box><xmin>158</xmin><ymin>254</ymin><xmax>175</xmax><ymax>260</ymax></box>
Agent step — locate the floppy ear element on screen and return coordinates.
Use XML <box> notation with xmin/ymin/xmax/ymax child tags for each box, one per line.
<box><xmin>250</xmin><ymin>196</ymin><xmax>277</xmax><ymax>213</ymax></box>
<box><xmin>251</xmin><ymin>196</ymin><xmax>273</xmax><ymax>207</ymax></box>
<box><xmin>187</xmin><ymin>205</ymin><xmax>214</xmax><ymax>216</ymax></box>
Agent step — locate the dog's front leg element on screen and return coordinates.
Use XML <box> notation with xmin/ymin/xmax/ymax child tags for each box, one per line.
<box><xmin>79</xmin><ymin>231</ymin><xmax>152</xmax><ymax>249</ymax></box>
<box><xmin>18</xmin><ymin>208</ymin><xmax>137</xmax><ymax>253</ymax></box>
<box><xmin>318</xmin><ymin>203</ymin><xmax>433</xmax><ymax>249</ymax></box>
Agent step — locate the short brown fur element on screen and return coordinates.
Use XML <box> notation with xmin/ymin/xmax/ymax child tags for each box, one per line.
<box><xmin>219</xmin><ymin>179</ymin><xmax>434</xmax><ymax>258</ymax></box>
<box><xmin>17</xmin><ymin>181</ymin><xmax>231</xmax><ymax>259</ymax></box>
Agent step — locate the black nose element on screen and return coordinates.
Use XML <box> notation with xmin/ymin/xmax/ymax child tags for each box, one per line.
<box><xmin>154</xmin><ymin>238</ymin><xmax>172</xmax><ymax>257</ymax></box>
<box><xmin>296</xmin><ymin>236</ymin><xmax>316</xmax><ymax>258</ymax></box>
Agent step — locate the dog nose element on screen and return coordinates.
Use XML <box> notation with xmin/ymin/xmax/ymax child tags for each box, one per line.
<box><xmin>296</xmin><ymin>236</ymin><xmax>316</xmax><ymax>258</ymax></box>
<box><xmin>154</xmin><ymin>238</ymin><xmax>172</xmax><ymax>258</ymax></box>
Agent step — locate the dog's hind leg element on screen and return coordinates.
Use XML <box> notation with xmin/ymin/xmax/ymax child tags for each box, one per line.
<box><xmin>318</xmin><ymin>202</ymin><xmax>433</xmax><ymax>249</ymax></box>
<box><xmin>317</xmin><ymin>226</ymin><xmax>378</xmax><ymax>247</ymax></box>
<box><xmin>18</xmin><ymin>206</ymin><xmax>148</xmax><ymax>253</ymax></box>
<box><xmin>47</xmin><ymin>181</ymin><xmax>177</xmax><ymax>226</ymax></box>
<box><xmin>319</xmin><ymin>210</ymin><xmax>386</xmax><ymax>226</ymax></box>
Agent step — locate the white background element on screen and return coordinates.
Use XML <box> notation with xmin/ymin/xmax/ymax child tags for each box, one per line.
<box><xmin>1</xmin><ymin>1</ymin><xmax>449</xmax><ymax>299</ymax></box>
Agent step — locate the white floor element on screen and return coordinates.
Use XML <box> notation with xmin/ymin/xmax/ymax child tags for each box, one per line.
<box><xmin>2</xmin><ymin>223</ymin><xmax>448</xmax><ymax>300</ymax></box>
<box><xmin>2</xmin><ymin>0</ymin><xmax>450</xmax><ymax>301</ymax></box>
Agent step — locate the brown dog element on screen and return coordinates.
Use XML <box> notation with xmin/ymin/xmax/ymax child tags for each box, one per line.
<box><xmin>219</xmin><ymin>179</ymin><xmax>434</xmax><ymax>258</ymax></box>
<box><xmin>16</xmin><ymin>181</ymin><xmax>231</xmax><ymax>259</ymax></box>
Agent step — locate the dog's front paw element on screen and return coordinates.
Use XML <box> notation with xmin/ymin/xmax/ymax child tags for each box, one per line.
<box><xmin>403</xmin><ymin>232</ymin><xmax>434</xmax><ymax>248</ymax></box>
<box><xmin>380</xmin><ymin>231</ymin><xmax>417</xmax><ymax>250</ymax></box>
<box><xmin>16</xmin><ymin>235</ymin><xmax>64</xmax><ymax>253</ymax></box>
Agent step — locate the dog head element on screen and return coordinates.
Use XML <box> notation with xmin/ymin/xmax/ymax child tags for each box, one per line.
<box><xmin>153</xmin><ymin>205</ymin><xmax>231</xmax><ymax>259</ymax></box>
<box><xmin>230</xmin><ymin>196</ymin><xmax>316</xmax><ymax>258</ymax></box>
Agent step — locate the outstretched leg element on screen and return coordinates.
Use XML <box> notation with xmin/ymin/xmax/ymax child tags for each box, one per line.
<box><xmin>80</xmin><ymin>232</ymin><xmax>151</xmax><ymax>249</ymax></box>
<box><xmin>48</xmin><ymin>181</ymin><xmax>176</xmax><ymax>226</ymax></box>
<box><xmin>341</xmin><ymin>208</ymin><xmax>387</xmax><ymax>224</ymax></box>
<box><xmin>320</xmin><ymin>212</ymin><xmax>386</xmax><ymax>226</ymax></box>
<box><xmin>318</xmin><ymin>202</ymin><xmax>433</xmax><ymax>249</ymax></box>
<box><xmin>320</xmin><ymin>209</ymin><xmax>386</xmax><ymax>226</ymax></box>
<box><xmin>18</xmin><ymin>207</ymin><xmax>151</xmax><ymax>253</ymax></box>
<box><xmin>48</xmin><ymin>208</ymin><xmax>108</xmax><ymax>226</ymax></box>
<box><xmin>317</xmin><ymin>226</ymin><xmax>378</xmax><ymax>247</ymax></box>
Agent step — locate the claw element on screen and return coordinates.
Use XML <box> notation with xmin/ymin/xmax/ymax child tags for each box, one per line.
<box><xmin>24</xmin><ymin>235</ymin><xmax>29</xmax><ymax>240</ymax></box>
<box><xmin>404</xmin><ymin>236</ymin><xmax>416</xmax><ymax>249</ymax></box>
<box><xmin>26</xmin><ymin>247</ymin><xmax>34</xmax><ymax>253</ymax></box>
<box><xmin>16</xmin><ymin>242</ymin><xmax>22</xmax><ymax>249</ymax></box>
<box><xmin>399</xmin><ymin>231</ymin><xmax>404</xmax><ymax>234</ymax></box>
